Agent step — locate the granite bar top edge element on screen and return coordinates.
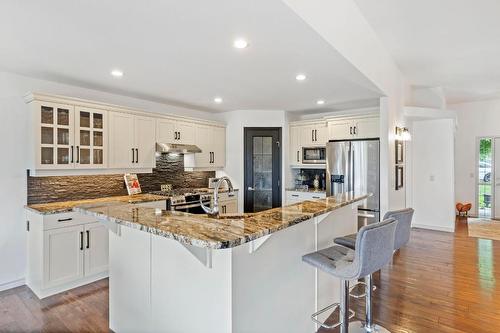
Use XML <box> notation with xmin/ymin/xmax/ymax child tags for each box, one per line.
<box><xmin>74</xmin><ymin>192</ymin><xmax>370</xmax><ymax>250</ymax></box>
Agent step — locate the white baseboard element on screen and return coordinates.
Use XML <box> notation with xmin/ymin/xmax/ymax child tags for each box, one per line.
<box><xmin>0</xmin><ymin>278</ymin><xmax>25</xmax><ymax>292</ymax></box>
<box><xmin>412</xmin><ymin>223</ymin><xmax>455</xmax><ymax>233</ymax></box>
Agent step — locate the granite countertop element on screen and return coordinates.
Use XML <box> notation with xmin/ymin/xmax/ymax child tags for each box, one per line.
<box><xmin>74</xmin><ymin>192</ymin><xmax>370</xmax><ymax>249</ymax></box>
<box><xmin>25</xmin><ymin>193</ymin><xmax>168</xmax><ymax>215</ymax></box>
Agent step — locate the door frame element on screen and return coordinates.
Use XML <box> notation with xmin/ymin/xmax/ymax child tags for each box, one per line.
<box><xmin>244</xmin><ymin>127</ymin><xmax>282</xmax><ymax>212</ymax></box>
<box><xmin>475</xmin><ymin>136</ymin><xmax>496</xmax><ymax>218</ymax></box>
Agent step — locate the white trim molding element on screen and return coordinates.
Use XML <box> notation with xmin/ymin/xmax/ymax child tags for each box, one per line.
<box><xmin>0</xmin><ymin>278</ymin><xmax>25</xmax><ymax>292</ymax></box>
<box><xmin>412</xmin><ymin>224</ymin><xmax>455</xmax><ymax>233</ymax></box>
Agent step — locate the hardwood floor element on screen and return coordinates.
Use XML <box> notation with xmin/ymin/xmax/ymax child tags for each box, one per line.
<box><xmin>1</xmin><ymin>217</ymin><xmax>499</xmax><ymax>332</ymax></box>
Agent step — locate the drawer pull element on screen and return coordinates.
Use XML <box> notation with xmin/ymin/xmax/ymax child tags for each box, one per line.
<box><xmin>291</xmin><ymin>194</ymin><xmax>299</xmax><ymax>197</ymax></box>
<box><xmin>312</xmin><ymin>196</ymin><xmax>321</xmax><ymax>199</ymax></box>
<box><xmin>57</xmin><ymin>218</ymin><xmax>73</xmax><ymax>222</ymax></box>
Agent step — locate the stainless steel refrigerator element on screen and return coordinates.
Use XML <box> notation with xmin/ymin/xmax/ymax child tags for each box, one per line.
<box><xmin>326</xmin><ymin>139</ymin><xmax>380</xmax><ymax>226</ymax></box>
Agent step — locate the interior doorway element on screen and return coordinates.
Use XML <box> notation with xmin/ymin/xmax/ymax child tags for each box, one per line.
<box><xmin>244</xmin><ymin>128</ymin><xmax>282</xmax><ymax>213</ymax></box>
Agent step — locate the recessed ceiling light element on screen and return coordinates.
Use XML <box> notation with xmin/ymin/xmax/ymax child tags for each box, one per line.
<box><xmin>214</xmin><ymin>97</ymin><xmax>223</xmax><ymax>104</ymax></box>
<box><xmin>233</xmin><ymin>39</ymin><xmax>249</xmax><ymax>49</ymax></box>
<box><xmin>111</xmin><ymin>69</ymin><xmax>123</xmax><ymax>77</ymax></box>
<box><xmin>316</xmin><ymin>100</ymin><xmax>325</xmax><ymax>105</ymax></box>
<box><xmin>295</xmin><ymin>74</ymin><xmax>306</xmax><ymax>81</ymax></box>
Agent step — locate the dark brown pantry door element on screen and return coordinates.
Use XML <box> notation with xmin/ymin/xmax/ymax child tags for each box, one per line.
<box><xmin>244</xmin><ymin>128</ymin><xmax>282</xmax><ymax>213</ymax></box>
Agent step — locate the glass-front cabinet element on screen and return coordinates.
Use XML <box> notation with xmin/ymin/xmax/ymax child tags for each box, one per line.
<box><xmin>74</xmin><ymin>107</ymin><xmax>107</xmax><ymax>168</ymax></box>
<box><xmin>34</xmin><ymin>101</ymin><xmax>107</xmax><ymax>170</ymax></box>
<box><xmin>37</xmin><ymin>102</ymin><xmax>75</xmax><ymax>169</ymax></box>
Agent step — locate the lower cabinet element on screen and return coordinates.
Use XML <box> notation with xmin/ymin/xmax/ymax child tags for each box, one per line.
<box><xmin>220</xmin><ymin>199</ymin><xmax>238</xmax><ymax>214</ymax></box>
<box><xmin>27</xmin><ymin>211</ymin><xmax>109</xmax><ymax>299</ymax></box>
<box><xmin>218</xmin><ymin>192</ymin><xmax>239</xmax><ymax>214</ymax></box>
<box><xmin>285</xmin><ymin>190</ymin><xmax>326</xmax><ymax>205</ymax></box>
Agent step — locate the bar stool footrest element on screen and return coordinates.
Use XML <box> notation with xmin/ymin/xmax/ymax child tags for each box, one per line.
<box><xmin>311</xmin><ymin>302</ymin><xmax>355</xmax><ymax>329</ymax></box>
<box><xmin>349</xmin><ymin>281</ymin><xmax>377</xmax><ymax>299</ymax></box>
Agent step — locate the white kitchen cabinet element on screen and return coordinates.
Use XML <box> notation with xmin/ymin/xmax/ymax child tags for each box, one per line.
<box><xmin>74</xmin><ymin>107</ymin><xmax>108</xmax><ymax>168</ymax></box>
<box><xmin>30</xmin><ymin>100</ymin><xmax>110</xmax><ymax>171</ymax></box>
<box><xmin>218</xmin><ymin>192</ymin><xmax>239</xmax><ymax>214</ymax></box>
<box><xmin>299</xmin><ymin>122</ymin><xmax>328</xmax><ymax>147</ymax></box>
<box><xmin>328</xmin><ymin>116</ymin><xmax>379</xmax><ymax>140</ymax></box>
<box><xmin>175</xmin><ymin>121</ymin><xmax>195</xmax><ymax>145</ymax></box>
<box><xmin>289</xmin><ymin>126</ymin><xmax>301</xmax><ymax>165</ymax></box>
<box><xmin>26</xmin><ymin>210</ymin><xmax>109</xmax><ymax>299</ymax></box>
<box><xmin>134</xmin><ymin>116</ymin><xmax>156</xmax><ymax>168</ymax></box>
<box><xmin>185</xmin><ymin>124</ymin><xmax>226</xmax><ymax>169</ymax></box>
<box><xmin>84</xmin><ymin>222</ymin><xmax>109</xmax><ymax>276</ymax></box>
<box><xmin>213</xmin><ymin>126</ymin><xmax>226</xmax><ymax>167</ymax></box>
<box><xmin>156</xmin><ymin>118</ymin><xmax>195</xmax><ymax>145</ymax></box>
<box><xmin>285</xmin><ymin>190</ymin><xmax>326</xmax><ymax>205</ymax></box>
<box><xmin>43</xmin><ymin>225</ymin><xmax>85</xmax><ymax>288</ymax></box>
<box><xmin>109</xmin><ymin>112</ymin><xmax>155</xmax><ymax>169</ymax></box>
<box><xmin>33</xmin><ymin>101</ymin><xmax>76</xmax><ymax>170</ymax></box>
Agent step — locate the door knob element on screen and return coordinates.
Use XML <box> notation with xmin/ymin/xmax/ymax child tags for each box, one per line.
<box><xmin>247</xmin><ymin>187</ymin><xmax>255</xmax><ymax>191</ymax></box>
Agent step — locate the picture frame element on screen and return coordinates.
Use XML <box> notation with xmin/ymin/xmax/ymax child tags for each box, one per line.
<box><xmin>395</xmin><ymin>165</ymin><xmax>404</xmax><ymax>190</ymax></box>
<box><xmin>395</xmin><ymin>140</ymin><xmax>404</xmax><ymax>164</ymax></box>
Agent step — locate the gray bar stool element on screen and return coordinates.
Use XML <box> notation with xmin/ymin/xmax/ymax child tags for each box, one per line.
<box><xmin>302</xmin><ymin>218</ymin><xmax>397</xmax><ymax>333</ymax></box>
<box><xmin>334</xmin><ymin>208</ymin><xmax>414</xmax><ymax>333</ymax></box>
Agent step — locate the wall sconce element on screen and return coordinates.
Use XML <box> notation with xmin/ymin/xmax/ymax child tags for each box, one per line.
<box><xmin>395</xmin><ymin>126</ymin><xmax>411</xmax><ymax>141</ymax></box>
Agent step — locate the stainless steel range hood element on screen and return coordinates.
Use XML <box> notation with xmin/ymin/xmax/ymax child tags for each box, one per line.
<box><xmin>156</xmin><ymin>143</ymin><xmax>202</xmax><ymax>154</ymax></box>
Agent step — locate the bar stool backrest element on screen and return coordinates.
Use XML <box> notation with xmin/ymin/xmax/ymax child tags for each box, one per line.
<box><xmin>354</xmin><ymin>218</ymin><xmax>397</xmax><ymax>278</ymax></box>
<box><xmin>383</xmin><ymin>208</ymin><xmax>414</xmax><ymax>251</ymax></box>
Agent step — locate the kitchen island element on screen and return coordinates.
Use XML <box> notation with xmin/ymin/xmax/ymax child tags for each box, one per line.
<box><xmin>75</xmin><ymin>192</ymin><xmax>369</xmax><ymax>333</ymax></box>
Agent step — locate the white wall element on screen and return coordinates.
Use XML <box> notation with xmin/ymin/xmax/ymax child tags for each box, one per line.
<box><xmin>216</xmin><ymin>110</ymin><xmax>287</xmax><ymax>212</ymax></box>
<box><xmin>0</xmin><ymin>71</ymin><xmax>218</xmax><ymax>290</ymax></box>
<box><xmin>453</xmin><ymin>98</ymin><xmax>500</xmax><ymax>216</ymax></box>
<box><xmin>410</xmin><ymin>119</ymin><xmax>455</xmax><ymax>232</ymax></box>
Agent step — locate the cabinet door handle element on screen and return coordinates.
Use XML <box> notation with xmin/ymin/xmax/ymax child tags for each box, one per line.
<box><xmin>315</xmin><ymin>129</ymin><xmax>317</xmax><ymax>142</ymax></box>
<box><xmin>297</xmin><ymin>151</ymin><xmax>299</xmax><ymax>162</ymax></box>
<box><xmin>174</xmin><ymin>132</ymin><xmax>177</xmax><ymax>140</ymax></box>
<box><xmin>57</xmin><ymin>218</ymin><xmax>73</xmax><ymax>222</ymax></box>
<box><xmin>178</xmin><ymin>131</ymin><xmax>181</xmax><ymax>141</ymax></box>
<box><xmin>76</xmin><ymin>146</ymin><xmax>80</xmax><ymax>163</ymax></box>
<box><xmin>353</xmin><ymin>126</ymin><xmax>357</xmax><ymax>135</ymax></box>
<box><xmin>349</xmin><ymin>127</ymin><xmax>352</xmax><ymax>135</ymax></box>
<box><xmin>70</xmin><ymin>146</ymin><xmax>74</xmax><ymax>163</ymax></box>
<box><xmin>135</xmin><ymin>148</ymin><xmax>139</xmax><ymax>163</ymax></box>
<box><xmin>86</xmin><ymin>230</ymin><xmax>90</xmax><ymax>249</ymax></box>
<box><xmin>312</xmin><ymin>129</ymin><xmax>314</xmax><ymax>142</ymax></box>
<box><xmin>80</xmin><ymin>231</ymin><xmax>84</xmax><ymax>251</ymax></box>
<box><xmin>132</xmin><ymin>148</ymin><xmax>135</xmax><ymax>163</ymax></box>
<box><xmin>212</xmin><ymin>152</ymin><xmax>215</xmax><ymax>163</ymax></box>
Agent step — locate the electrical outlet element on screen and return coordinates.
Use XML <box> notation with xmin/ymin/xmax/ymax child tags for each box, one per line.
<box><xmin>161</xmin><ymin>184</ymin><xmax>172</xmax><ymax>192</ymax></box>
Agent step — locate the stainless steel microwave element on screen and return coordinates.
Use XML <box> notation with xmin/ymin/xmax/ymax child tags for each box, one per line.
<box><xmin>302</xmin><ymin>147</ymin><xmax>326</xmax><ymax>164</ymax></box>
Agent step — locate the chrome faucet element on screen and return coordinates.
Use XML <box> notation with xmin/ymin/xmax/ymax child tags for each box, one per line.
<box><xmin>201</xmin><ymin>176</ymin><xmax>234</xmax><ymax>217</ymax></box>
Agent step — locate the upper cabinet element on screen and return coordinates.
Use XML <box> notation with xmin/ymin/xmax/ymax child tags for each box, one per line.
<box><xmin>156</xmin><ymin>119</ymin><xmax>195</xmax><ymax>145</ymax></box>
<box><xmin>299</xmin><ymin>123</ymin><xmax>328</xmax><ymax>147</ymax></box>
<box><xmin>289</xmin><ymin>115</ymin><xmax>379</xmax><ymax>167</ymax></box>
<box><xmin>74</xmin><ymin>107</ymin><xmax>108</xmax><ymax>168</ymax></box>
<box><xmin>328</xmin><ymin>116</ymin><xmax>379</xmax><ymax>140</ymax></box>
<box><xmin>32</xmin><ymin>101</ymin><xmax>108</xmax><ymax>170</ymax></box>
<box><xmin>108</xmin><ymin>112</ymin><xmax>156</xmax><ymax>169</ymax></box>
<box><xmin>184</xmin><ymin>124</ymin><xmax>226</xmax><ymax>170</ymax></box>
<box><xmin>27</xmin><ymin>93</ymin><xmax>226</xmax><ymax>175</ymax></box>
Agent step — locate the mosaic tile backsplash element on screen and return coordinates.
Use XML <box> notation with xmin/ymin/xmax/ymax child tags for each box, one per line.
<box><xmin>27</xmin><ymin>154</ymin><xmax>215</xmax><ymax>204</ymax></box>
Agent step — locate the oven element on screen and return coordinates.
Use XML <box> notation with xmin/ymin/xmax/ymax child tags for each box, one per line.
<box><xmin>170</xmin><ymin>194</ymin><xmax>212</xmax><ymax>214</ymax></box>
<box><xmin>302</xmin><ymin>147</ymin><xmax>326</xmax><ymax>164</ymax></box>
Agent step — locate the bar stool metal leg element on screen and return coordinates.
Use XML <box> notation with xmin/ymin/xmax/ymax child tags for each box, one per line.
<box><xmin>340</xmin><ymin>279</ymin><xmax>350</xmax><ymax>333</ymax></box>
<box><xmin>348</xmin><ymin>274</ymin><xmax>391</xmax><ymax>332</ymax></box>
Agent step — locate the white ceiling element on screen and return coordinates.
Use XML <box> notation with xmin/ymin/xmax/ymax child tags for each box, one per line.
<box><xmin>0</xmin><ymin>0</ymin><xmax>382</xmax><ymax>112</ymax></box>
<box><xmin>354</xmin><ymin>0</ymin><xmax>500</xmax><ymax>104</ymax></box>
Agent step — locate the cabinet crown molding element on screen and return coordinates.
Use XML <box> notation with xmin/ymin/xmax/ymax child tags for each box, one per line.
<box><xmin>24</xmin><ymin>92</ymin><xmax>225</xmax><ymax>127</ymax></box>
